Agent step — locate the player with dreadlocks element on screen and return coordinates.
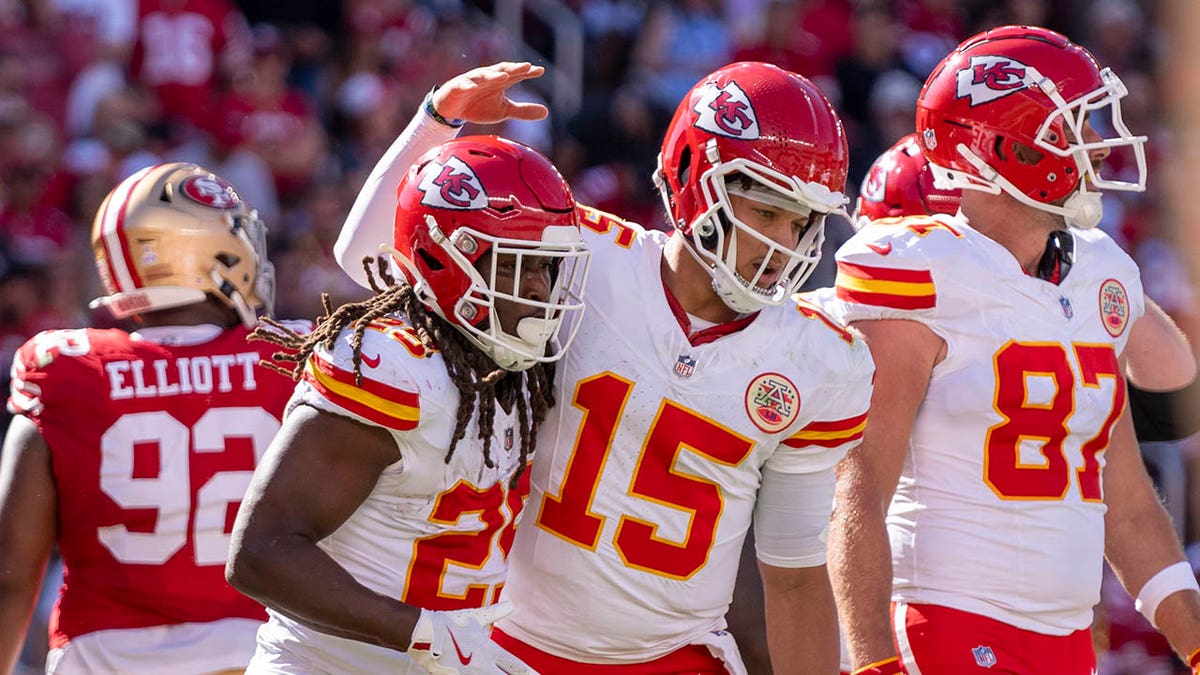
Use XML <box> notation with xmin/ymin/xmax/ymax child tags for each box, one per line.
<box><xmin>225</xmin><ymin>135</ymin><xmax>590</xmax><ymax>674</ymax></box>
<box><xmin>255</xmin><ymin>252</ymin><xmax>556</xmax><ymax>480</ymax></box>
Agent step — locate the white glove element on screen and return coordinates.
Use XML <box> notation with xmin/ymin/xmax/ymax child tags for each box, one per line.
<box><xmin>406</xmin><ymin>602</ymin><xmax>537</xmax><ymax>675</ymax></box>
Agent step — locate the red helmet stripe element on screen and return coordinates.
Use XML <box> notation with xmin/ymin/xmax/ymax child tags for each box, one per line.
<box><xmin>99</xmin><ymin>166</ymin><xmax>155</xmax><ymax>291</ymax></box>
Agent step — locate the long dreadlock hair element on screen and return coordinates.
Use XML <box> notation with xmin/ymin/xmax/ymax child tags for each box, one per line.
<box><xmin>253</xmin><ymin>256</ymin><xmax>555</xmax><ymax>487</ymax></box>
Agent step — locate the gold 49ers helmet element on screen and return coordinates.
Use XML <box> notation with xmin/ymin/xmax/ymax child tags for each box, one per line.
<box><xmin>90</xmin><ymin>163</ymin><xmax>275</xmax><ymax>327</ymax></box>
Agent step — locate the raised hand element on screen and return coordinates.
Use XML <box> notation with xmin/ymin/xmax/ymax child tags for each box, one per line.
<box><xmin>430</xmin><ymin>62</ymin><xmax>549</xmax><ymax>126</ymax></box>
<box><xmin>407</xmin><ymin>602</ymin><xmax>537</xmax><ymax>674</ymax></box>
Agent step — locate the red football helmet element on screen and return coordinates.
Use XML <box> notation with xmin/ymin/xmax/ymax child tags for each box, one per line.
<box><xmin>854</xmin><ymin>133</ymin><xmax>961</xmax><ymax>230</ymax></box>
<box><xmin>655</xmin><ymin>61</ymin><xmax>849</xmax><ymax>312</ymax></box>
<box><xmin>391</xmin><ymin>136</ymin><xmax>590</xmax><ymax>372</ymax></box>
<box><xmin>91</xmin><ymin>163</ymin><xmax>274</xmax><ymax>327</ymax></box>
<box><xmin>916</xmin><ymin>25</ymin><xmax>1146</xmax><ymax>229</ymax></box>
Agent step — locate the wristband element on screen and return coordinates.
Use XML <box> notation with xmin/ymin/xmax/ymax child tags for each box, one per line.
<box><xmin>852</xmin><ymin>656</ymin><xmax>905</xmax><ymax>675</ymax></box>
<box><xmin>1134</xmin><ymin>561</ymin><xmax>1200</xmax><ymax>628</ymax></box>
<box><xmin>425</xmin><ymin>86</ymin><xmax>465</xmax><ymax>128</ymax></box>
<box><xmin>1189</xmin><ymin>645</ymin><xmax>1200</xmax><ymax>672</ymax></box>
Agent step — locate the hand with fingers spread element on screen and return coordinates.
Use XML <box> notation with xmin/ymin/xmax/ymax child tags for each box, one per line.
<box><xmin>430</xmin><ymin>61</ymin><xmax>549</xmax><ymax>126</ymax></box>
<box><xmin>407</xmin><ymin>602</ymin><xmax>538</xmax><ymax>675</ymax></box>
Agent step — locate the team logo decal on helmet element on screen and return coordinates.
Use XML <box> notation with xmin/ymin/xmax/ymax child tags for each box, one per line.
<box><xmin>1098</xmin><ymin>279</ymin><xmax>1130</xmax><ymax>337</ymax></box>
<box><xmin>860</xmin><ymin>167</ymin><xmax>887</xmax><ymax>204</ymax></box>
<box><xmin>744</xmin><ymin>372</ymin><xmax>800</xmax><ymax>434</ymax></box>
<box><xmin>181</xmin><ymin>175</ymin><xmax>242</xmax><ymax>209</ymax></box>
<box><xmin>692</xmin><ymin>81</ymin><xmax>760</xmax><ymax>140</ymax></box>
<box><xmin>956</xmin><ymin>55</ymin><xmax>1029</xmax><ymax>106</ymax></box>
<box><xmin>417</xmin><ymin>156</ymin><xmax>488</xmax><ymax>210</ymax></box>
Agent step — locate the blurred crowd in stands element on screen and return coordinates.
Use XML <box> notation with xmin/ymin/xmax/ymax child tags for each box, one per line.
<box><xmin>1</xmin><ymin>0</ymin><xmax>1194</xmax><ymax>672</ymax></box>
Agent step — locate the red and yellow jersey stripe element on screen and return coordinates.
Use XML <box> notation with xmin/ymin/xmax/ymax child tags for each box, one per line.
<box><xmin>783</xmin><ymin>411</ymin><xmax>868</xmax><ymax>449</ymax></box>
<box><xmin>303</xmin><ymin>353</ymin><xmax>420</xmax><ymax>430</ymax></box>
<box><xmin>835</xmin><ymin>260</ymin><xmax>936</xmax><ymax>310</ymax></box>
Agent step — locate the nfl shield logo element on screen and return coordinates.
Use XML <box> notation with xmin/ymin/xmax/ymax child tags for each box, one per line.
<box><xmin>504</xmin><ymin>427</ymin><xmax>514</xmax><ymax>452</ymax></box>
<box><xmin>971</xmin><ymin>645</ymin><xmax>997</xmax><ymax>668</ymax></box>
<box><xmin>675</xmin><ymin>354</ymin><xmax>696</xmax><ymax>378</ymax></box>
<box><xmin>1059</xmin><ymin>295</ymin><xmax>1073</xmax><ymax>319</ymax></box>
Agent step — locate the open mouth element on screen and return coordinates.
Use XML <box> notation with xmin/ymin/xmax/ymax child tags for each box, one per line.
<box><xmin>735</xmin><ymin>269</ymin><xmax>780</xmax><ymax>296</ymax></box>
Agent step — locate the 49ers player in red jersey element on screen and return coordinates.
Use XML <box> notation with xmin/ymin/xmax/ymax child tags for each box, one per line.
<box><xmin>0</xmin><ymin>163</ymin><xmax>304</xmax><ymax>674</ymax></box>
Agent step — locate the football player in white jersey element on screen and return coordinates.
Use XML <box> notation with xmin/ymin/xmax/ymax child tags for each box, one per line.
<box><xmin>817</xmin><ymin>130</ymin><xmax>1199</xmax><ymax>675</ymax></box>
<box><xmin>333</xmin><ymin>61</ymin><xmax>876</xmax><ymax>673</ymax></box>
<box><xmin>854</xmin><ymin>132</ymin><xmax>1197</xmax><ymax>436</ymax></box>
<box><xmin>822</xmin><ymin>26</ymin><xmax>1200</xmax><ymax>675</ymax></box>
<box><xmin>224</xmin><ymin>136</ymin><xmax>590</xmax><ymax>674</ymax></box>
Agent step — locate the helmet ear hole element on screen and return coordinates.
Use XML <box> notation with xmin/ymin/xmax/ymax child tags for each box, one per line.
<box><xmin>677</xmin><ymin>146</ymin><xmax>692</xmax><ymax>187</ymax></box>
<box><xmin>417</xmin><ymin>248</ymin><xmax>445</xmax><ymax>271</ymax></box>
<box><xmin>1013</xmin><ymin>141</ymin><xmax>1044</xmax><ymax>166</ymax></box>
<box><xmin>215</xmin><ymin>253</ymin><xmax>240</xmax><ymax>268</ymax></box>
<box><xmin>993</xmin><ymin>137</ymin><xmax>1008</xmax><ymax>162</ymax></box>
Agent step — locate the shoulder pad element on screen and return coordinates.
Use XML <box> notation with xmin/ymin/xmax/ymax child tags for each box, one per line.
<box><xmin>9</xmin><ymin>329</ymin><xmax>103</xmax><ymax>416</ymax></box>
<box><xmin>301</xmin><ymin>318</ymin><xmax>438</xmax><ymax>431</ymax></box>
<box><xmin>576</xmin><ymin>204</ymin><xmax>648</xmax><ymax>250</ymax></box>
<box><xmin>834</xmin><ymin>223</ymin><xmax>939</xmax><ymax>312</ymax></box>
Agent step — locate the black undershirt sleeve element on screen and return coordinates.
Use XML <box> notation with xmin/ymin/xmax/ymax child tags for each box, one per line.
<box><xmin>1128</xmin><ymin>378</ymin><xmax>1200</xmax><ymax>443</ymax></box>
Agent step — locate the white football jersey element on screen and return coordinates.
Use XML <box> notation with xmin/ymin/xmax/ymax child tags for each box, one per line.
<box><xmin>497</xmin><ymin>207</ymin><xmax>875</xmax><ymax>662</ymax></box>
<box><xmin>251</xmin><ymin>316</ymin><xmax>531</xmax><ymax>672</ymax></box>
<box><xmin>822</xmin><ymin>214</ymin><xmax>1144</xmax><ymax>635</ymax></box>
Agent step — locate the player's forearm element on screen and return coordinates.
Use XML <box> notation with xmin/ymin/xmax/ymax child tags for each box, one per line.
<box><xmin>334</xmin><ymin>101</ymin><xmax>459</xmax><ymax>288</ymax></box>
<box><xmin>226</xmin><ymin>533</ymin><xmax>419</xmax><ymax>650</ymax></box>
<box><xmin>1152</xmin><ymin>589</ymin><xmax>1200</xmax><ymax>664</ymax></box>
<box><xmin>1106</xmin><ymin>486</ymin><xmax>1200</xmax><ymax>655</ymax></box>
<box><xmin>829</xmin><ymin>490</ymin><xmax>896</xmax><ymax>668</ymax></box>
<box><xmin>0</xmin><ymin>584</ymin><xmax>39</xmax><ymax>674</ymax></box>
<box><xmin>1106</xmin><ymin>437</ymin><xmax>1191</xmax><ymax>594</ymax></box>
<box><xmin>760</xmin><ymin>562</ymin><xmax>838</xmax><ymax>674</ymax></box>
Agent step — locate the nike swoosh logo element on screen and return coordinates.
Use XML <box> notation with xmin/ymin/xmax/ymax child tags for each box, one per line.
<box><xmin>866</xmin><ymin>242</ymin><xmax>893</xmax><ymax>256</ymax></box>
<box><xmin>360</xmin><ymin>352</ymin><xmax>381</xmax><ymax>369</ymax></box>
<box><xmin>449</xmin><ymin>629</ymin><xmax>472</xmax><ymax>665</ymax></box>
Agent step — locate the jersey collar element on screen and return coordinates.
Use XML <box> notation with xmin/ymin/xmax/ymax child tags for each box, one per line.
<box><xmin>660</xmin><ymin>275</ymin><xmax>759</xmax><ymax>346</ymax></box>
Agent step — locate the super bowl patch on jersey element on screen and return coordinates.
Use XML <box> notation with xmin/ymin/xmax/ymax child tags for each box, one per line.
<box><xmin>1098</xmin><ymin>278</ymin><xmax>1129</xmax><ymax>337</ymax></box>
<box><xmin>744</xmin><ymin>372</ymin><xmax>800</xmax><ymax>433</ymax></box>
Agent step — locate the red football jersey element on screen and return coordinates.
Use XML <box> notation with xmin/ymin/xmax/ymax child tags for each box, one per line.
<box><xmin>129</xmin><ymin>0</ymin><xmax>252</xmax><ymax>126</ymax></box>
<box><xmin>8</xmin><ymin>325</ymin><xmax>299</xmax><ymax>646</ymax></box>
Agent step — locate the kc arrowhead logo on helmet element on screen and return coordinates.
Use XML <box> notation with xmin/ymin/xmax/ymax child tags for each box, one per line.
<box><xmin>417</xmin><ymin>156</ymin><xmax>489</xmax><ymax>210</ymax></box>
<box><xmin>956</xmin><ymin>55</ymin><xmax>1029</xmax><ymax>106</ymax></box>
<box><xmin>860</xmin><ymin>163</ymin><xmax>888</xmax><ymax>205</ymax></box>
<box><xmin>692</xmin><ymin>81</ymin><xmax>760</xmax><ymax>140</ymax></box>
